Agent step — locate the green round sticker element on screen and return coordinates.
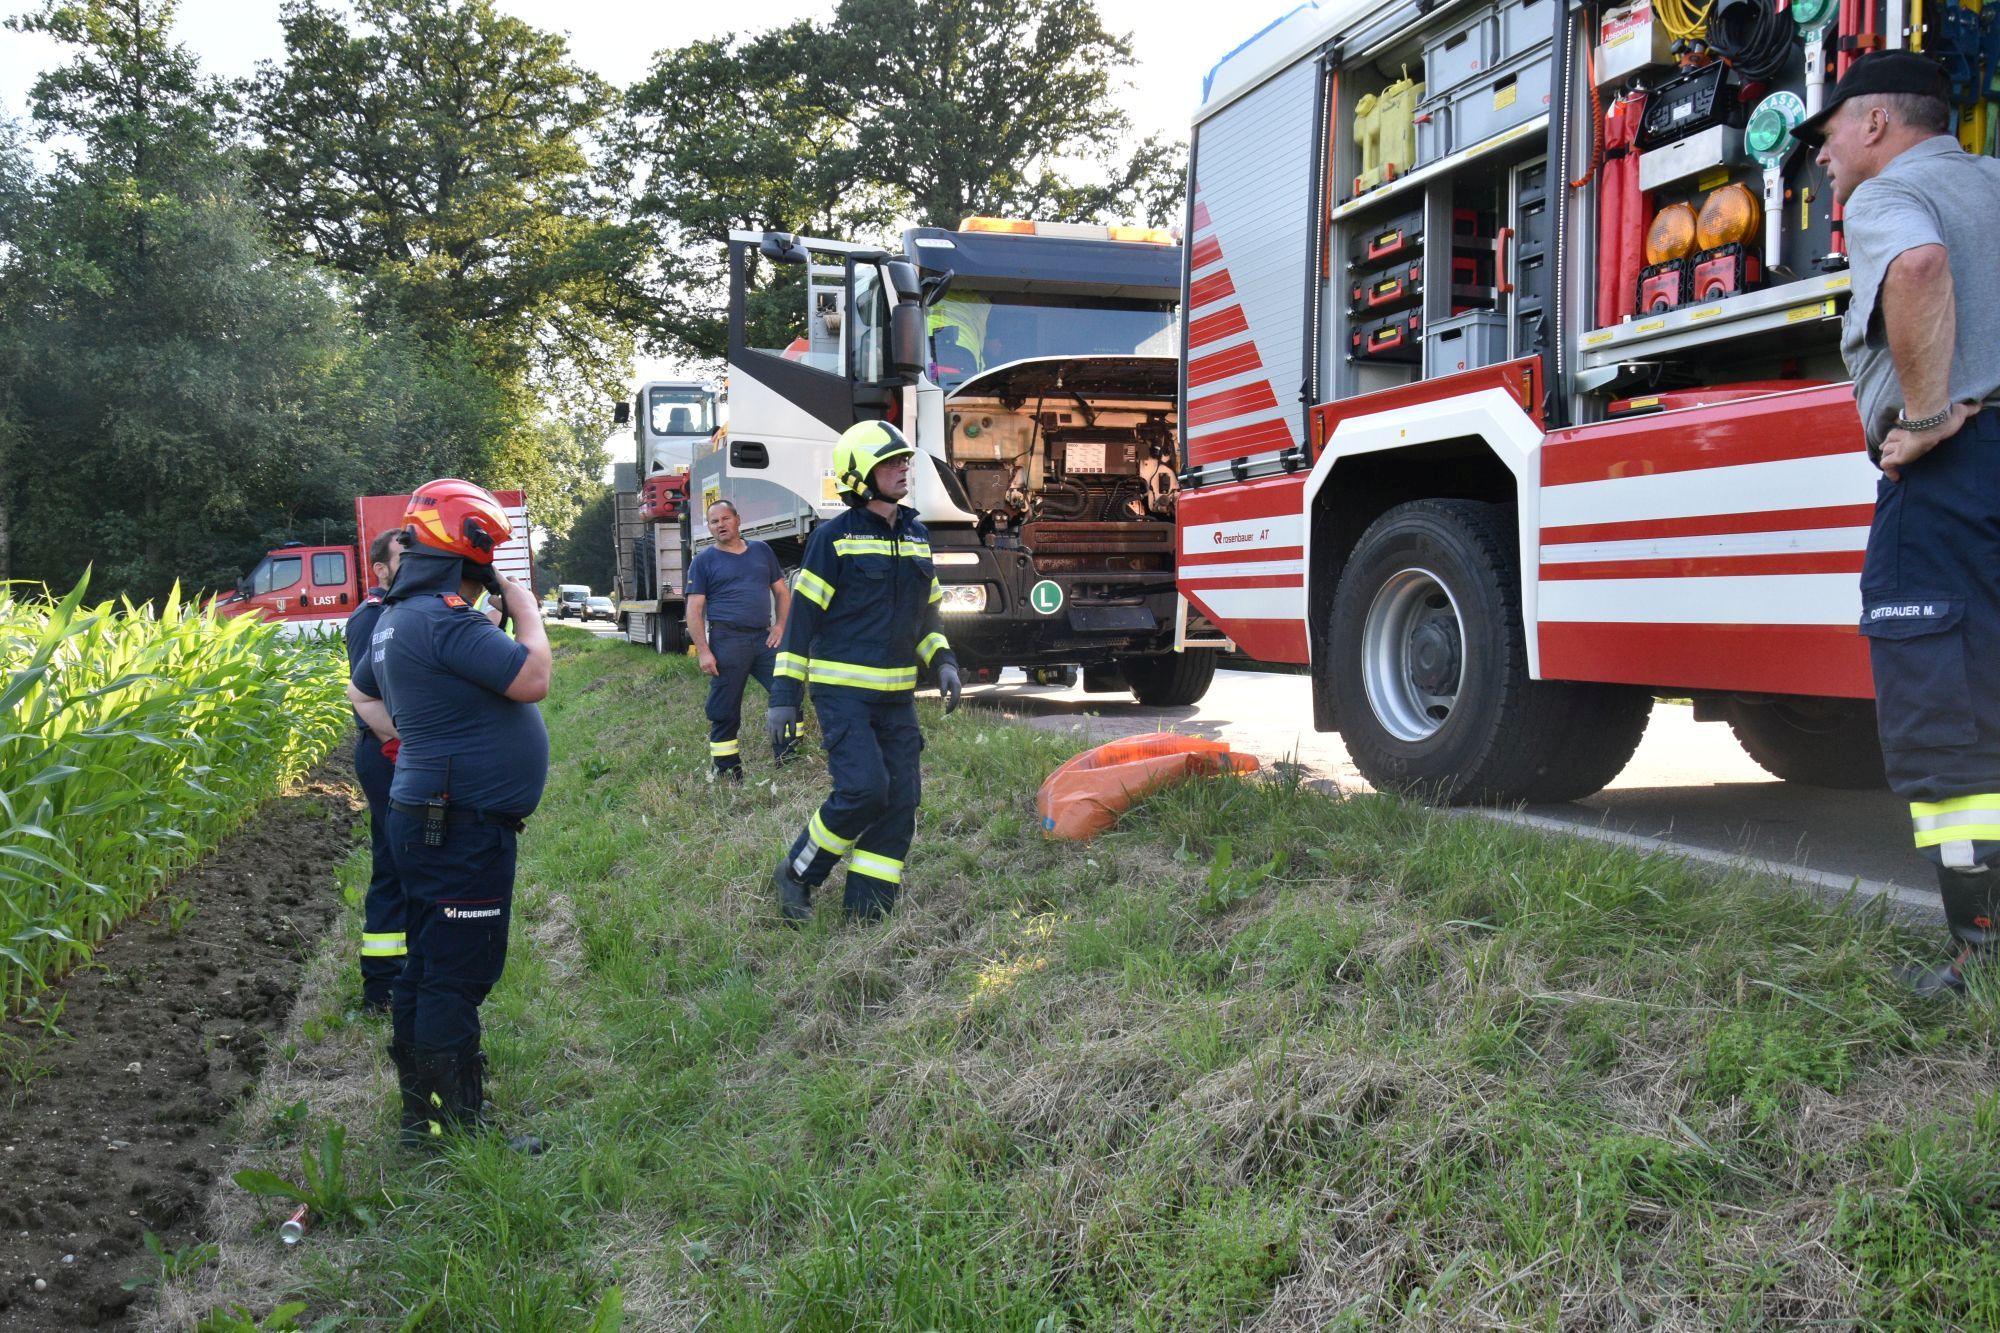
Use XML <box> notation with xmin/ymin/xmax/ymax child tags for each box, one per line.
<box><xmin>1029</xmin><ymin>580</ymin><xmax>1064</xmax><ymax>615</ymax></box>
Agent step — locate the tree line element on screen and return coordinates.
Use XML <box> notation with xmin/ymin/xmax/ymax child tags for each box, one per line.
<box><xmin>0</xmin><ymin>0</ymin><xmax>1182</xmax><ymax>601</ymax></box>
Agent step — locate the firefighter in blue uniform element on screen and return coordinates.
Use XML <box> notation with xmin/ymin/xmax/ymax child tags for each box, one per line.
<box><xmin>1799</xmin><ymin>53</ymin><xmax>2000</xmax><ymax>994</ymax></box>
<box><xmin>766</xmin><ymin>420</ymin><xmax>962</xmax><ymax>923</ymax></box>
<box><xmin>345</xmin><ymin>529</ymin><xmax>408</xmax><ymax>1013</ymax></box>
<box><xmin>349</xmin><ymin>479</ymin><xmax>551</xmax><ymax>1145</ymax></box>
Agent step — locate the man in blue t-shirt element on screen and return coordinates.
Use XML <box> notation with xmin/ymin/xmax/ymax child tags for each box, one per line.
<box><xmin>348</xmin><ymin>479</ymin><xmax>549</xmax><ymax>1148</ymax></box>
<box><xmin>686</xmin><ymin>499</ymin><xmax>793</xmax><ymax>780</ymax></box>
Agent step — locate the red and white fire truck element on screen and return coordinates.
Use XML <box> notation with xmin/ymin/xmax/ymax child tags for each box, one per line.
<box><xmin>218</xmin><ymin>492</ymin><xmax>533</xmax><ymax>634</ymax></box>
<box><xmin>1180</xmin><ymin>0</ymin><xmax>1907</xmax><ymax>802</ymax></box>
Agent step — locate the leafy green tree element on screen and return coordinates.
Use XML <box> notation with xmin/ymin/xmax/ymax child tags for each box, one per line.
<box><xmin>830</xmin><ymin>0</ymin><xmax>1182</xmax><ymax>229</ymax></box>
<box><xmin>244</xmin><ymin>0</ymin><xmax>645</xmax><ymax>429</ymax></box>
<box><xmin>537</xmin><ymin>486</ymin><xmax>616</xmax><ymax>594</ymax></box>
<box><xmin>0</xmin><ymin>0</ymin><xmax>581</xmax><ymax>599</ymax></box>
<box><xmin>0</xmin><ymin>121</ymin><xmax>34</xmax><ymax>581</ymax></box>
<box><xmin>620</xmin><ymin>0</ymin><xmax>1183</xmax><ymax>361</ymax></box>
<box><xmin>0</xmin><ymin>0</ymin><xmax>357</xmax><ymax>597</ymax></box>
<box><xmin>618</xmin><ymin>23</ymin><xmax>902</xmax><ymax>362</ymax></box>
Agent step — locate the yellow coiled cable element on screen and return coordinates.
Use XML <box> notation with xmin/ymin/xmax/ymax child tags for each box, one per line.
<box><xmin>1652</xmin><ymin>0</ymin><xmax>1715</xmax><ymax>46</ymax></box>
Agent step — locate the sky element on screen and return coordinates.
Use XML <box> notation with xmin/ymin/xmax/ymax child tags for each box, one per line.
<box><xmin>1</xmin><ymin>0</ymin><xmax>1248</xmax><ymax>152</ymax></box>
<box><xmin>0</xmin><ymin>0</ymin><xmax>1276</xmax><ymax>402</ymax></box>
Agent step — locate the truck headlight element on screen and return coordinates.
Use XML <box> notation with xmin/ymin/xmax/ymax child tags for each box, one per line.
<box><xmin>939</xmin><ymin>583</ymin><xmax>988</xmax><ymax>613</ymax></box>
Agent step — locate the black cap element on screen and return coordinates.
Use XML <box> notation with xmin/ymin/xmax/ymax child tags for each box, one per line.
<box><xmin>1792</xmin><ymin>50</ymin><xmax>1951</xmax><ymax>147</ymax></box>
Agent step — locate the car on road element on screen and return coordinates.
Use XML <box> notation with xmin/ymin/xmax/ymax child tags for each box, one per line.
<box><xmin>582</xmin><ymin>596</ymin><xmax>617</xmax><ymax>624</ymax></box>
<box><xmin>555</xmin><ymin>584</ymin><xmax>590</xmax><ymax>618</ymax></box>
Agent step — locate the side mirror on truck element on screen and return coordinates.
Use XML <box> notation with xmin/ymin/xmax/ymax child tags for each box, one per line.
<box><xmin>613</xmin><ymin>400</ymin><xmax>631</xmax><ymax>425</ymax></box>
<box><xmin>884</xmin><ymin>259</ymin><xmax>931</xmax><ymax>381</ymax></box>
<box><xmin>759</xmin><ymin>232</ymin><xmax>810</xmax><ymax>265</ymax></box>
<box><xmin>890</xmin><ymin>301</ymin><xmax>926</xmax><ymax>380</ymax></box>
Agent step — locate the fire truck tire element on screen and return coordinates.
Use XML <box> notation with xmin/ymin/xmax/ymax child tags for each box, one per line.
<box><xmin>1329</xmin><ymin>499</ymin><xmax>1650</xmax><ymax>805</ymax></box>
<box><xmin>1724</xmin><ymin>698</ymin><xmax>1886</xmax><ymax>788</ymax></box>
<box><xmin>1122</xmin><ymin>649</ymin><xmax>1217</xmax><ymax>707</ymax></box>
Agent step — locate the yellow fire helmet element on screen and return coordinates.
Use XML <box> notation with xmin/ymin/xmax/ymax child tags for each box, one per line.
<box><xmin>831</xmin><ymin>420</ymin><xmax>916</xmax><ymax>506</ymax></box>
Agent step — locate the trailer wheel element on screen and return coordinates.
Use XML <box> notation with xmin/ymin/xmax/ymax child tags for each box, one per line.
<box><xmin>1328</xmin><ymin>499</ymin><xmax>1650</xmax><ymax>804</ymax></box>
<box><xmin>1121</xmin><ymin>650</ymin><xmax>1217</xmax><ymax>707</ymax></box>
<box><xmin>653</xmin><ymin>613</ymin><xmax>688</xmax><ymax>656</ymax></box>
<box><xmin>1725</xmin><ymin>698</ymin><xmax>1886</xmax><ymax>789</ymax></box>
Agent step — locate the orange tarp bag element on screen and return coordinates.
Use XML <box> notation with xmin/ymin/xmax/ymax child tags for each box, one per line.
<box><xmin>1036</xmin><ymin>732</ymin><xmax>1260</xmax><ymax>841</ymax></box>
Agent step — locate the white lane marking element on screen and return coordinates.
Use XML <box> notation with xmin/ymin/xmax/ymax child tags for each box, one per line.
<box><xmin>1469</xmin><ymin>808</ymin><xmax>1940</xmax><ymax>924</ymax></box>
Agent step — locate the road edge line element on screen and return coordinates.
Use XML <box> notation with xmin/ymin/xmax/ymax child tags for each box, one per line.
<box><xmin>1467</xmin><ymin>807</ymin><xmax>1943</xmax><ymax>927</ymax></box>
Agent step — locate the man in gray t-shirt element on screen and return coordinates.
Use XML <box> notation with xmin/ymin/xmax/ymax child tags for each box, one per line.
<box><xmin>1798</xmin><ymin>51</ymin><xmax>2000</xmax><ymax>995</ymax></box>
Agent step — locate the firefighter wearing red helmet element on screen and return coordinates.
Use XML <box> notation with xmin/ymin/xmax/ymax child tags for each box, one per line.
<box><xmin>348</xmin><ymin>478</ymin><xmax>550</xmax><ymax>1149</ymax></box>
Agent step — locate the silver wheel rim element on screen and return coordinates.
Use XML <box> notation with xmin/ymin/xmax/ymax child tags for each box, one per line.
<box><xmin>1361</xmin><ymin>567</ymin><xmax>1464</xmax><ymax>743</ymax></box>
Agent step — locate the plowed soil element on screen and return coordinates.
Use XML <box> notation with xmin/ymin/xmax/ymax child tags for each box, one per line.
<box><xmin>0</xmin><ymin>751</ymin><xmax>361</xmax><ymax>1329</ymax></box>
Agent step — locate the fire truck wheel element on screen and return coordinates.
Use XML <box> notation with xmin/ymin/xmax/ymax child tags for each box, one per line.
<box><xmin>1121</xmin><ymin>649</ymin><xmax>1216</xmax><ymax>706</ymax></box>
<box><xmin>1330</xmin><ymin>499</ymin><xmax>1650</xmax><ymax>805</ymax></box>
<box><xmin>1724</xmin><ymin>698</ymin><xmax>1886</xmax><ymax>789</ymax></box>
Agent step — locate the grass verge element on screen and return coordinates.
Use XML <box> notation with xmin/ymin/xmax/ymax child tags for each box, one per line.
<box><xmin>162</xmin><ymin>629</ymin><xmax>2000</xmax><ymax>1330</ymax></box>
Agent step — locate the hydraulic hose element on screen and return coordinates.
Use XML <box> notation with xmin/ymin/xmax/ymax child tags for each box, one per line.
<box><xmin>1711</xmin><ymin>0</ymin><xmax>1797</xmax><ymax>82</ymax></box>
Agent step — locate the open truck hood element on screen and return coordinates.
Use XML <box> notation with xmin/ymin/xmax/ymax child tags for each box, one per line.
<box><xmin>948</xmin><ymin>355</ymin><xmax>1179</xmax><ymax>404</ymax></box>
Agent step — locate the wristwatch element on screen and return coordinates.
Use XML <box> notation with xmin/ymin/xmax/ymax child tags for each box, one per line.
<box><xmin>1894</xmin><ymin>406</ymin><xmax>1953</xmax><ymax>433</ymax></box>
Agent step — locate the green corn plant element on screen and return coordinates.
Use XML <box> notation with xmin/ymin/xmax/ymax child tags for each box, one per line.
<box><xmin>1</xmin><ymin>574</ymin><xmax>348</xmax><ymax>1013</ymax></box>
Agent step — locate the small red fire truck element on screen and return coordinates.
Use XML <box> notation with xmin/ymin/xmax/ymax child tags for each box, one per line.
<box><xmin>219</xmin><ymin>492</ymin><xmax>532</xmax><ymax>634</ymax></box>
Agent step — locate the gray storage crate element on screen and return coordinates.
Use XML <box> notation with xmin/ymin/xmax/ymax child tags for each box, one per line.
<box><xmin>1423</xmin><ymin>7</ymin><xmax>1502</xmax><ymax>99</ymax></box>
<box><xmin>1427</xmin><ymin>310</ymin><xmax>1509</xmax><ymax>375</ymax></box>
<box><xmin>1499</xmin><ymin>0</ymin><xmax>1556</xmax><ymax>55</ymax></box>
<box><xmin>1414</xmin><ymin>45</ymin><xmax>1553</xmax><ymax>164</ymax></box>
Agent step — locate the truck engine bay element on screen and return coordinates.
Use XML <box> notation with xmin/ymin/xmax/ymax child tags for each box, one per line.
<box><xmin>942</xmin><ymin>356</ymin><xmax>1179</xmax><ymax>564</ymax></box>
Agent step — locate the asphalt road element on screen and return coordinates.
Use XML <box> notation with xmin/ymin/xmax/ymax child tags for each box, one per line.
<box><xmin>964</xmin><ymin>665</ymin><xmax>1934</xmax><ymax>918</ymax></box>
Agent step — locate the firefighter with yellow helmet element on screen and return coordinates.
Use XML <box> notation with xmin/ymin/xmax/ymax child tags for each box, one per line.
<box><xmin>767</xmin><ymin>420</ymin><xmax>961</xmax><ymax>924</ymax></box>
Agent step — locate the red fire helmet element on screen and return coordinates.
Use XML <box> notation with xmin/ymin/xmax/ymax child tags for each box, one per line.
<box><xmin>404</xmin><ymin>478</ymin><xmax>511</xmax><ymax>564</ymax></box>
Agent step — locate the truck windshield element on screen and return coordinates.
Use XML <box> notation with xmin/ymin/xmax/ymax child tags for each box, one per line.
<box><xmin>928</xmin><ymin>292</ymin><xmax>1179</xmax><ymax>389</ymax></box>
<box><xmin>648</xmin><ymin>387</ymin><xmax>716</xmax><ymax>438</ymax></box>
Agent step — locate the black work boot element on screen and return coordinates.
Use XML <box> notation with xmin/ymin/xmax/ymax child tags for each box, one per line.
<box><xmin>389</xmin><ymin>1041</ymin><xmax>431</xmax><ymax>1146</ymax></box>
<box><xmin>458</xmin><ymin>1043</ymin><xmax>545</xmax><ymax>1155</ymax></box>
<box><xmin>402</xmin><ymin>1049</ymin><xmax>462</xmax><ymax>1151</ymax></box>
<box><xmin>1900</xmin><ymin>865</ymin><xmax>1999</xmax><ymax>998</ymax></box>
<box><xmin>772</xmin><ymin>857</ymin><xmax>813</xmax><ymax>927</ymax></box>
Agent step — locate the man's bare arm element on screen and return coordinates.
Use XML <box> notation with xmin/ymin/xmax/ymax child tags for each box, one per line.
<box><xmin>767</xmin><ymin>579</ymin><xmax>792</xmax><ymax>649</ymax></box>
<box><xmin>346</xmin><ymin>682</ymin><xmax>398</xmax><ymax>743</ymax></box>
<box><xmin>501</xmin><ymin>579</ymin><xmax>552</xmax><ymax>702</ymax></box>
<box><xmin>1878</xmin><ymin>244</ymin><xmax>1974</xmax><ymax>479</ymax></box>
